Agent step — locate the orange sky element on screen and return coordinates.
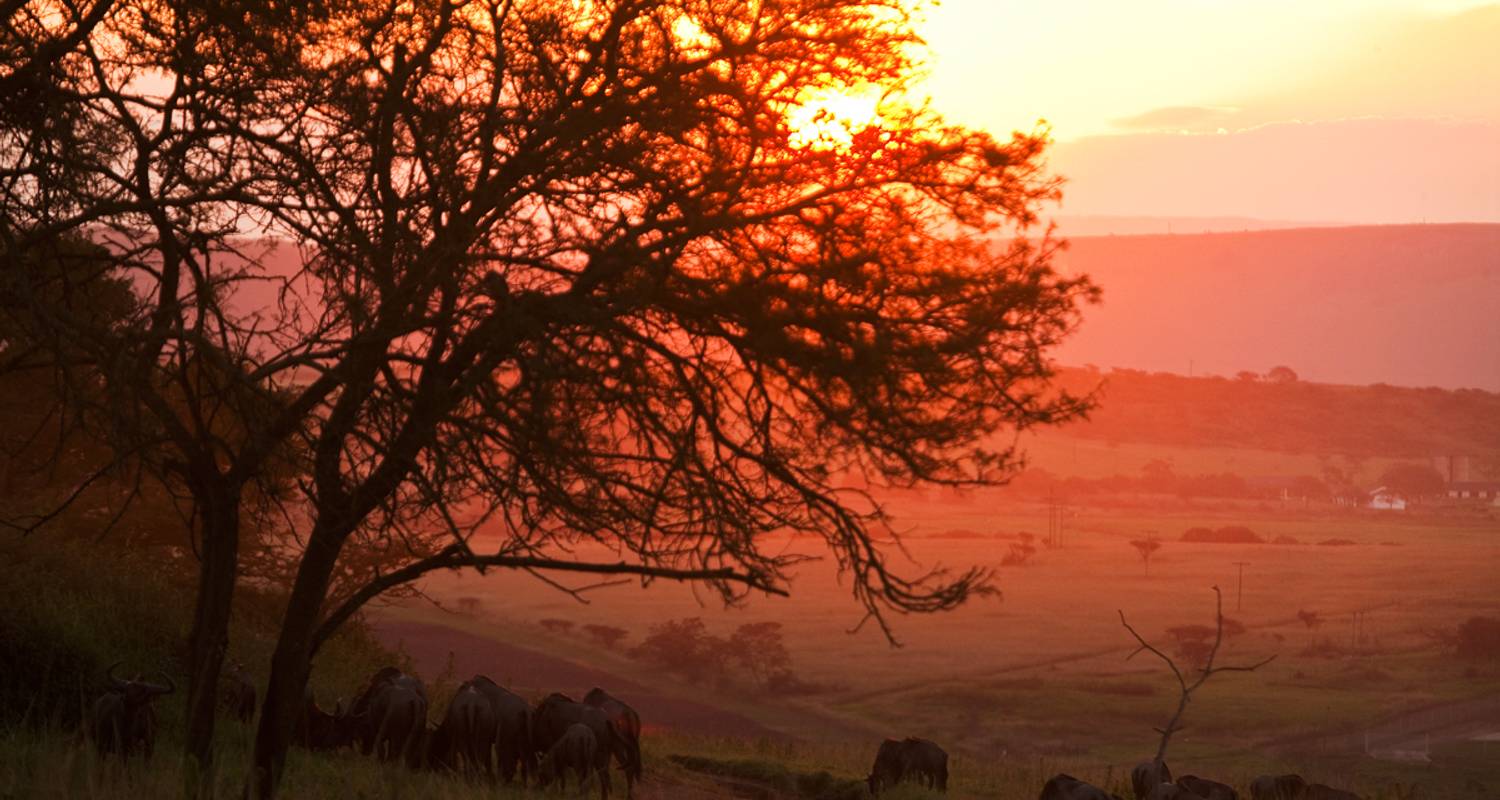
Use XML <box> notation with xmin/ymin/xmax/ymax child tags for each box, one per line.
<box><xmin>913</xmin><ymin>1</ymin><xmax>1500</xmax><ymax>224</ymax></box>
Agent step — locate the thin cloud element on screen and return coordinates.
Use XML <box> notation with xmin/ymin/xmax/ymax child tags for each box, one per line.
<box><xmin>1111</xmin><ymin>105</ymin><xmax>1242</xmax><ymax>132</ymax></box>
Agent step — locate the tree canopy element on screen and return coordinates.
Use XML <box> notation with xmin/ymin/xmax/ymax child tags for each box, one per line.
<box><xmin>3</xmin><ymin>0</ymin><xmax>1095</xmax><ymax>791</ymax></box>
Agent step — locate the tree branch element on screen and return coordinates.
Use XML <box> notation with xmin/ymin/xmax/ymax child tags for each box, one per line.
<box><xmin>312</xmin><ymin>545</ymin><xmax>786</xmax><ymax>651</ymax></box>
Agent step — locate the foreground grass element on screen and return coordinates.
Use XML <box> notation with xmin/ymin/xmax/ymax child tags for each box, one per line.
<box><xmin>5</xmin><ymin>722</ymin><xmax>1494</xmax><ymax>799</ymax></box>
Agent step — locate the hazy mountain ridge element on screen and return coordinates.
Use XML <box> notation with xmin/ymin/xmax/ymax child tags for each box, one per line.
<box><xmin>1051</xmin><ymin>223</ymin><xmax>1500</xmax><ymax>391</ymax></box>
<box><xmin>1048</xmin><ymin>365</ymin><xmax>1500</xmax><ymax>460</ymax></box>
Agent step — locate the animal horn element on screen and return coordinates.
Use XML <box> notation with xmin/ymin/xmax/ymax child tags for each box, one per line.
<box><xmin>147</xmin><ymin>671</ymin><xmax>176</xmax><ymax>695</ymax></box>
<box><xmin>106</xmin><ymin>661</ymin><xmax>127</xmax><ymax>689</ymax></box>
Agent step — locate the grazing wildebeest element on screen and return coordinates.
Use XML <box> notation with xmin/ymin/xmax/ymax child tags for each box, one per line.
<box><xmin>539</xmin><ymin>722</ymin><xmax>611</xmax><ymax>798</ymax></box>
<box><xmin>349</xmin><ymin>669</ymin><xmax>428</xmax><ymax>764</ymax></box>
<box><xmin>470</xmin><ymin>675</ymin><xmax>534</xmax><ymax>783</ymax></box>
<box><xmin>584</xmin><ymin>687</ymin><xmax>643</xmax><ymax>794</ymax></box>
<box><xmin>1040</xmin><ymin>773</ymin><xmax>1127</xmax><ymax>800</ymax></box>
<box><xmin>88</xmin><ymin>663</ymin><xmax>174</xmax><ymax>760</ymax></box>
<box><xmin>1178</xmin><ymin>775</ymin><xmax>1239</xmax><ymax>800</ymax></box>
<box><xmin>1250</xmin><ymin>774</ymin><xmax>1308</xmax><ymax>800</ymax></box>
<box><xmin>534</xmin><ymin>692</ymin><xmax>623</xmax><ymax>783</ymax></box>
<box><xmin>436</xmin><ymin>682</ymin><xmax>497</xmax><ymax>774</ymax></box>
<box><xmin>1147</xmin><ymin>783</ymin><xmax>1205</xmax><ymax>800</ymax></box>
<box><xmin>1133</xmin><ymin>760</ymin><xmax>1174</xmax><ymax>800</ymax></box>
<box><xmin>298</xmin><ymin>691</ymin><xmax>353</xmax><ymax>751</ymax></box>
<box><xmin>1303</xmin><ymin>785</ymin><xmax>1361</xmax><ymax>800</ymax></box>
<box><xmin>224</xmin><ymin>661</ymin><xmax>256</xmax><ymax>723</ymax></box>
<box><xmin>866</xmin><ymin>737</ymin><xmax>949</xmax><ymax>794</ymax></box>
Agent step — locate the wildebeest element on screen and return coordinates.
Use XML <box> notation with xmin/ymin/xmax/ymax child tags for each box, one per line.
<box><xmin>1133</xmin><ymin>760</ymin><xmax>1174</xmax><ymax>800</ymax></box>
<box><xmin>1303</xmin><ymin>785</ymin><xmax>1362</xmax><ymax>800</ymax></box>
<box><xmin>434</xmin><ymin>682</ymin><xmax>497</xmax><ymax>774</ymax></box>
<box><xmin>1178</xmin><ymin>775</ymin><xmax>1239</xmax><ymax>800</ymax></box>
<box><xmin>534</xmin><ymin>693</ymin><xmax>623</xmax><ymax>780</ymax></box>
<box><xmin>1040</xmin><ymin>773</ymin><xmax>1127</xmax><ymax>800</ymax></box>
<box><xmin>1250</xmin><ymin>774</ymin><xmax>1308</xmax><ymax>800</ymax></box>
<box><xmin>88</xmin><ymin>663</ymin><xmax>175</xmax><ymax>760</ymax></box>
<box><xmin>470</xmin><ymin>675</ymin><xmax>534</xmax><ymax>783</ymax></box>
<box><xmin>298</xmin><ymin>691</ymin><xmax>353</xmax><ymax>751</ymax></box>
<box><xmin>223</xmin><ymin>661</ymin><xmax>256</xmax><ymax>723</ymax></box>
<box><xmin>866</xmin><ymin>737</ymin><xmax>949</xmax><ymax>794</ymax></box>
<box><xmin>583</xmin><ymin>687</ymin><xmax>643</xmax><ymax>794</ymax></box>
<box><xmin>538</xmin><ymin>722</ymin><xmax>611</xmax><ymax>798</ymax></box>
<box><xmin>349</xmin><ymin>668</ymin><xmax>428</xmax><ymax>764</ymax></box>
<box><xmin>1147</xmin><ymin>783</ymin><xmax>1205</xmax><ymax>800</ymax></box>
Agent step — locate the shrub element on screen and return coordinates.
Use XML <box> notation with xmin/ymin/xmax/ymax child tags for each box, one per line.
<box><xmin>1181</xmin><ymin>526</ymin><xmax>1263</xmax><ymax>544</ymax></box>
<box><xmin>1457</xmin><ymin>617</ymin><xmax>1500</xmax><ymax>662</ymax></box>
<box><xmin>583</xmin><ymin>624</ymin><xmax>629</xmax><ymax>650</ymax></box>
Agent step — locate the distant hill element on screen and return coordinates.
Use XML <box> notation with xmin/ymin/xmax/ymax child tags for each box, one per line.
<box><xmin>1049</xmin><ymin>366</ymin><xmax>1500</xmax><ymax>460</ymax></box>
<box><xmin>1050</xmin><ymin>223</ymin><xmax>1500</xmax><ymax>390</ymax></box>
<box><xmin>1046</xmin><ymin>214</ymin><xmax>1337</xmax><ymax>237</ymax></box>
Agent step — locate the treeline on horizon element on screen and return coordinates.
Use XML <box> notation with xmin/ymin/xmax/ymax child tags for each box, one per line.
<box><xmin>1049</xmin><ymin>366</ymin><xmax>1500</xmax><ymax>459</ymax></box>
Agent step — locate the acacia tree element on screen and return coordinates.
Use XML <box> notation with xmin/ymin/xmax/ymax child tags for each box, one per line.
<box><xmin>0</xmin><ymin>1</ymin><xmax>333</xmax><ymax>781</ymax></box>
<box><xmin>7</xmin><ymin>1</ymin><xmax>1097</xmax><ymax>793</ymax></box>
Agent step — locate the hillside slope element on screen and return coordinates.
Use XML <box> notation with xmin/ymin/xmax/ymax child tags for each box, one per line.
<box><xmin>1051</xmin><ymin>223</ymin><xmax>1500</xmax><ymax>391</ymax></box>
<box><xmin>1047</xmin><ymin>367</ymin><xmax>1500</xmax><ymax>459</ymax></box>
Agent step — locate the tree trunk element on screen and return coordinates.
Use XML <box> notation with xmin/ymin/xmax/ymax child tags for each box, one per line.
<box><xmin>249</xmin><ymin>525</ymin><xmax>345</xmax><ymax>799</ymax></box>
<box><xmin>184</xmin><ymin>480</ymin><xmax>242</xmax><ymax>796</ymax></box>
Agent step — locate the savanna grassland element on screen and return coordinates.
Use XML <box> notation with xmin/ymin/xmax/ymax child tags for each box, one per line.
<box><xmin>381</xmin><ymin>429</ymin><xmax>1500</xmax><ymax>800</ymax></box>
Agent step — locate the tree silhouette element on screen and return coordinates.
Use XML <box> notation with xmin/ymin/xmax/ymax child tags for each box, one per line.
<box><xmin>1120</xmin><ymin>587</ymin><xmax>1276</xmax><ymax>762</ymax></box>
<box><xmin>1377</xmin><ymin>463</ymin><xmax>1446</xmax><ymax>502</ymax></box>
<box><xmin>3</xmin><ymin>2</ymin><xmax>1097</xmax><ymax>792</ymax></box>
<box><xmin>1131</xmin><ymin>537</ymin><xmax>1162</xmax><ymax>576</ymax></box>
<box><xmin>583</xmin><ymin>624</ymin><xmax>630</xmax><ymax>650</ymax></box>
<box><xmin>1266</xmin><ymin>365</ymin><xmax>1298</xmax><ymax>384</ymax></box>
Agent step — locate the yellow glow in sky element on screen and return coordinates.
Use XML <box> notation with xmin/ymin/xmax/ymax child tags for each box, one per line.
<box><xmin>914</xmin><ymin>0</ymin><xmax>1499</xmax><ymax>140</ymax></box>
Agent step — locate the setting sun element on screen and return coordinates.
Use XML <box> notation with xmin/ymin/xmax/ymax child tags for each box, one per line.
<box><xmin>786</xmin><ymin>90</ymin><xmax>883</xmax><ymax>149</ymax></box>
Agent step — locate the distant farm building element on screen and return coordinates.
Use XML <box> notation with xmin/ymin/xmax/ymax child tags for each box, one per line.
<box><xmin>1367</xmin><ymin>487</ymin><xmax>1407</xmax><ymax>511</ymax></box>
<box><xmin>1445</xmin><ymin>481</ymin><xmax>1500</xmax><ymax>506</ymax></box>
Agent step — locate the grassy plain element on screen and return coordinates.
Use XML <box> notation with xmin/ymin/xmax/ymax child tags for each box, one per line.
<box><xmin>392</xmin><ymin>449</ymin><xmax>1500</xmax><ymax>799</ymax></box>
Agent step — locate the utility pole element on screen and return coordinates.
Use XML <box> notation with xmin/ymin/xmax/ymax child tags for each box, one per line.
<box><xmin>1232</xmin><ymin>561</ymin><xmax>1250</xmax><ymax>612</ymax></box>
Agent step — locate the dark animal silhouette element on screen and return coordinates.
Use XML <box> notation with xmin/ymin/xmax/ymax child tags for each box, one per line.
<box><xmin>436</xmin><ymin>682</ymin><xmax>497</xmax><ymax>774</ymax></box>
<box><xmin>470</xmin><ymin>675</ymin><xmax>534</xmax><ymax>783</ymax></box>
<box><xmin>224</xmin><ymin>661</ymin><xmax>257</xmax><ymax>723</ymax></box>
<box><xmin>584</xmin><ymin>686</ymin><xmax>643</xmax><ymax>794</ymax></box>
<box><xmin>88</xmin><ymin>663</ymin><xmax>175</xmax><ymax>760</ymax></box>
<box><xmin>297</xmin><ymin>691</ymin><xmax>353</xmax><ymax>751</ymax></box>
<box><xmin>1303</xmin><ymin>785</ymin><xmax>1361</xmax><ymax>800</ymax></box>
<box><xmin>1250</xmin><ymin>775</ymin><xmax>1308</xmax><ymax>800</ymax></box>
<box><xmin>1041</xmin><ymin>773</ymin><xmax>1128</xmax><ymax>800</ymax></box>
<box><xmin>538</xmin><ymin>722</ymin><xmax>611</xmax><ymax>798</ymax></box>
<box><xmin>1178</xmin><ymin>775</ymin><xmax>1238</xmax><ymax>800</ymax></box>
<box><xmin>1133</xmin><ymin>760</ymin><xmax>1174</xmax><ymax>800</ymax></box>
<box><xmin>866</xmin><ymin>737</ymin><xmax>948</xmax><ymax>794</ymax></box>
<box><xmin>1148</xmin><ymin>783</ymin><xmax>1205</xmax><ymax>800</ymax></box>
<box><xmin>534</xmin><ymin>692</ymin><xmax>624</xmax><ymax>783</ymax></box>
<box><xmin>349</xmin><ymin>669</ymin><xmax>428</xmax><ymax>764</ymax></box>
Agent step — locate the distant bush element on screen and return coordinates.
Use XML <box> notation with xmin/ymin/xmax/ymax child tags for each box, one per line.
<box><xmin>583</xmin><ymin>623</ymin><xmax>629</xmax><ymax>650</ymax></box>
<box><xmin>1000</xmin><ymin>542</ymin><xmax>1036</xmax><ymax>567</ymax></box>
<box><xmin>539</xmin><ymin>618</ymin><xmax>576</xmax><ymax>634</ymax></box>
<box><xmin>1318</xmin><ymin>538</ymin><xmax>1357</xmax><ymax>547</ymax></box>
<box><xmin>1181</xmin><ymin>526</ymin><xmax>1263</xmax><ymax>544</ymax></box>
<box><xmin>631</xmin><ymin>617</ymin><xmax>804</xmax><ymax>691</ymax></box>
<box><xmin>1272</xmin><ymin>535</ymin><xmax>1301</xmax><ymax>545</ymax></box>
<box><xmin>1457</xmin><ymin>617</ymin><xmax>1500</xmax><ymax>662</ymax></box>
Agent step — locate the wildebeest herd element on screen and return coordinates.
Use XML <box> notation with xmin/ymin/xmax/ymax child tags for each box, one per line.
<box><xmin>87</xmin><ymin>664</ymin><xmax>1368</xmax><ymax>799</ymax></box>
<box><xmin>1031</xmin><ymin>758</ymin><xmax>1363</xmax><ymax>800</ymax></box>
<box><xmin>87</xmin><ymin>663</ymin><xmax>642</xmax><ymax>798</ymax></box>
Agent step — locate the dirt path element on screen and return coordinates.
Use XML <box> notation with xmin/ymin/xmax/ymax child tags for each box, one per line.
<box><xmin>1262</xmin><ymin>692</ymin><xmax>1500</xmax><ymax>757</ymax></box>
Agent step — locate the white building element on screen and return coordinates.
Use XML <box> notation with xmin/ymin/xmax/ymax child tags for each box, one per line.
<box><xmin>1367</xmin><ymin>486</ymin><xmax>1407</xmax><ymax>511</ymax></box>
